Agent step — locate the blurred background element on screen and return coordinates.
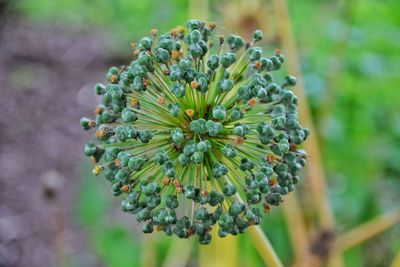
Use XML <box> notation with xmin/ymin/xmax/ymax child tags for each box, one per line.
<box><xmin>0</xmin><ymin>0</ymin><xmax>399</xmax><ymax>266</ymax></box>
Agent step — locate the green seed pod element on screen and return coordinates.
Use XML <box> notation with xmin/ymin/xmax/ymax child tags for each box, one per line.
<box><xmin>95</xmin><ymin>83</ymin><xmax>106</xmax><ymax>95</ymax></box>
<box><xmin>102</xmin><ymin>92</ymin><xmax>112</xmax><ymax>107</ymax></box>
<box><xmin>252</xmin><ymin>30</ymin><xmax>263</xmax><ymax>42</ymax></box>
<box><xmin>240</xmin><ymin>158</ymin><xmax>255</xmax><ymax>171</ymax></box>
<box><xmin>143</xmin><ymin>182</ymin><xmax>160</xmax><ymax>195</ymax></box>
<box><xmin>155</xmin><ymin>47</ymin><xmax>170</xmax><ymax>63</ymax></box>
<box><xmin>277</xmin><ymin>140</ymin><xmax>290</xmax><ymax>155</ymax></box>
<box><xmin>139</xmin><ymin>37</ymin><xmax>152</xmax><ymax>50</ymax></box>
<box><xmin>166</xmin><ymin>195</ymin><xmax>179</xmax><ymax>209</ymax></box>
<box><xmin>233</xmin><ymin>125</ymin><xmax>244</xmax><ymax>136</ymax></box>
<box><xmin>106</xmin><ymin>66</ymin><xmax>119</xmax><ymax>79</ymax></box>
<box><xmin>190</xmin><ymin>119</ymin><xmax>207</xmax><ymax>134</ymax></box>
<box><xmin>277</xmin><ymin>53</ymin><xmax>285</xmax><ymax>63</ymax></box>
<box><xmin>194</xmin><ymin>222</ymin><xmax>205</xmax><ymax>235</ymax></box>
<box><xmin>178</xmin><ymin>153</ymin><xmax>190</xmax><ymax>165</ymax></box>
<box><xmin>136</xmin><ymin>208</ymin><xmax>151</xmax><ymax>221</ymax></box>
<box><xmin>229</xmin><ymin>201</ymin><xmax>245</xmax><ymax>216</ymax></box>
<box><xmin>189</xmin><ymin>43</ymin><xmax>203</xmax><ymax>58</ymax></box>
<box><xmin>183</xmin><ymin>140</ymin><xmax>197</xmax><ymax>155</ymax></box>
<box><xmin>162</xmin><ymin>161</ymin><xmax>176</xmax><ymax>177</ymax></box>
<box><xmin>218</xmin><ymin>78</ymin><xmax>234</xmax><ymax>93</ymax></box>
<box><xmin>230</xmin><ymin>107</ymin><xmax>243</xmax><ymax>121</ymax></box>
<box><xmin>176</xmin><ymin>216</ymin><xmax>190</xmax><ymax>229</ymax></box>
<box><xmin>212</xmin><ymin>163</ymin><xmax>228</xmax><ymax>178</ymax></box>
<box><xmin>138</xmin><ymin>130</ymin><xmax>153</xmax><ymax>143</ymax></box>
<box><xmin>206</xmin><ymin>120</ymin><xmax>223</xmax><ymax>136</ymax></box>
<box><xmin>84</xmin><ymin>143</ymin><xmax>97</xmax><ymax>156</ymax></box>
<box><xmin>199</xmin><ymin>193</ymin><xmax>211</xmax><ymax>205</ymax></box>
<box><xmin>196</xmin><ymin>140</ymin><xmax>210</xmax><ymax>152</ymax></box>
<box><xmin>116</xmin><ymin>152</ymin><xmax>130</xmax><ymax>167</ymax></box>
<box><xmin>226</xmin><ymin>34</ymin><xmax>244</xmax><ymax>51</ymax></box>
<box><xmin>168</xmin><ymin>103</ymin><xmax>180</xmax><ymax>117</ymax></box>
<box><xmin>195</xmin><ymin>207</ymin><xmax>208</xmax><ymax>220</ymax></box>
<box><xmin>207</xmin><ymin>54</ymin><xmax>219</xmax><ymax>70</ymax></box>
<box><xmin>179</xmin><ymin>60</ymin><xmax>190</xmax><ymax>71</ymax></box>
<box><xmin>249</xmin><ymin>47</ymin><xmax>262</xmax><ymax>61</ymax></box>
<box><xmin>222</xmin><ymin>144</ymin><xmax>236</xmax><ymax>158</ymax></box>
<box><xmin>174</xmin><ymin>228</ymin><xmax>188</xmax><ymax>238</ymax></box>
<box><xmin>154</xmin><ymin>151</ymin><xmax>169</xmax><ymax>165</ymax></box>
<box><xmin>237</xmin><ymin>86</ymin><xmax>252</xmax><ymax>100</ymax></box>
<box><xmin>209</xmin><ymin>191</ymin><xmax>224</xmax><ymax>206</ymax></box>
<box><xmin>284</xmin><ymin>75</ymin><xmax>297</xmax><ymax>87</ymax></box>
<box><xmin>220</xmin><ymin>52</ymin><xmax>237</xmax><ymax>68</ymax></box>
<box><xmin>186</xmin><ymin>19</ymin><xmax>202</xmax><ymax>31</ymax></box>
<box><xmin>171</xmin><ymin>128</ymin><xmax>184</xmax><ymax>144</ymax></box>
<box><xmin>223</xmin><ymin>184</ymin><xmax>237</xmax><ymax>196</ymax></box>
<box><xmin>212</xmin><ymin>105</ymin><xmax>227</xmax><ymax>120</ymax></box>
<box><xmin>183</xmin><ymin>185</ymin><xmax>196</xmax><ymax>199</ymax></box>
<box><xmin>80</xmin><ymin>117</ymin><xmax>94</xmax><ymax>130</ymax></box>
<box><xmin>132</xmin><ymin>76</ymin><xmax>145</xmax><ymax>92</ymax></box>
<box><xmin>271</xmin><ymin>116</ymin><xmax>286</xmax><ymax>129</ymax></box>
<box><xmin>265</xmin><ymin>193</ymin><xmax>282</xmax><ymax>206</ymax></box>
<box><xmin>138</xmin><ymin>51</ymin><xmax>151</xmax><ymax>65</ymax></box>
<box><xmin>121</xmin><ymin>108</ymin><xmax>137</xmax><ymax>123</ymax></box>
<box><xmin>115</xmin><ymin>169</ymin><xmax>129</xmax><ymax>181</ymax></box>
<box><xmin>198</xmin><ymin>40</ymin><xmax>208</xmax><ymax>56</ymax></box>
<box><xmin>190</xmin><ymin>30</ymin><xmax>202</xmax><ymax>43</ymax></box>
<box><xmin>199</xmin><ymin>232</ymin><xmax>212</xmax><ymax>245</ymax></box>
<box><xmin>121</xmin><ymin>199</ymin><xmax>135</xmax><ymax>212</ymax></box>
<box><xmin>218</xmin><ymin>228</ymin><xmax>228</xmax><ymax>238</ymax></box>
<box><xmin>171</xmin><ymin>83</ymin><xmax>186</xmax><ymax>98</ymax></box>
<box><xmin>143</xmin><ymin>222</ymin><xmax>154</xmax><ymax>233</ymax></box>
<box><xmin>169</xmin><ymin>65</ymin><xmax>183</xmax><ymax>81</ymax></box>
<box><xmin>197</xmin><ymin>76</ymin><xmax>209</xmax><ymax>93</ymax></box>
<box><xmin>191</xmin><ymin>151</ymin><xmax>204</xmax><ymax>164</ymax></box>
<box><xmin>218</xmin><ymin>213</ymin><xmax>234</xmax><ymax>227</ymax></box>
<box><xmin>127</xmin><ymin>157</ymin><xmax>145</xmax><ymax>171</ymax></box>
<box><xmin>146</xmin><ymin>195</ymin><xmax>161</xmax><ymax>208</ymax></box>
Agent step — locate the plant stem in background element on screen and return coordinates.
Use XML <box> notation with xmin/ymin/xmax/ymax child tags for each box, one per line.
<box><xmin>282</xmin><ymin>193</ymin><xmax>312</xmax><ymax>266</ymax></box>
<box><xmin>272</xmin><ymin>0</ymin><xmax>342</xmax><ymax>266</ymax></box>
<box><xmin>248</xmin><ymin>226</ymin><xmax>283</xmax><ymax>267</ymax></box>
<box><xmin>141</xmin><ymin>235</ymin><xmax>157</xmax><ymax>267</ymax></box>
<box><xmin>335</xmin><ymin>208</ymin><xmax>400</xmax><ymax>252</ymax></box>
<box><xmin>272</xmin><ymin>0</ymin><xmax>335</xmax><ymax>234</ymax></box>
<box><xmin>162</xmin><ymin>239</ymin><xmax>194</xmax><ymax>267</ymax></box>
<box><xmin>391</xmin><ymin>248</ymin><xmax>400</xmax><ymax>267</ymax></box>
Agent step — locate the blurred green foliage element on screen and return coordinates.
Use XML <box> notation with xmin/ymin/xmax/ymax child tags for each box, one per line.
<box><xmin>15</xmin><ymin>0</ymin><xmax>400</xmax><ymax>265</ymax></box>
<box><xmin>16</xmin><ymin>0</ymin><xmax>189</xmax><ymax>45</ymax></box>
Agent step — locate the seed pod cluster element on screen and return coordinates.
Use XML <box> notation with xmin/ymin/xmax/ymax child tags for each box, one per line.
<box><xmin>81</xmin><ymin>19</ymin><xmax>309</xmax><ymax>244</ymax></box>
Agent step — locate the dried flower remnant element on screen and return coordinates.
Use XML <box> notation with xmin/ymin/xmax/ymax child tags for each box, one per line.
<box><xmin>80</xmin><ymin>19</ymin><xmax>309</xmax><ymax>244</ymax></box>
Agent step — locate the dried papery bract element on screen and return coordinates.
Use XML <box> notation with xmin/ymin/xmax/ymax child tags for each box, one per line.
<box><xmin>80</xmin><ymin>19</ymin><xmax>309</xmax><ymax>244</ymax></box>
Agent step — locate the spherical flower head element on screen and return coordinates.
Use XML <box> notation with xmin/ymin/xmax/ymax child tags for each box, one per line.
<box><xmin>80</xmin><ymin>20</ymin><xmax>309</xmax><ymax>244</ymax></box>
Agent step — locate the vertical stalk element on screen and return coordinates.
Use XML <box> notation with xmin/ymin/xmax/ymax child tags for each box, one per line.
<box><xmin>282</xmin><ymin>193</ymin><xmax>312</xmax><ymax>266</ymax></box>
<box><xmin>141</xmin><ymin>235</ymin><xmax>157</xmax><ymax>267</ymax></box>
<box><xmin>272</xmin><ymin>1</ymin><xmax>342</xmax><ymax>266</ymax></box>
<box><xmin>272</xmin><ymin>0</ymin><xmax>335</xmax><ymax>234</ymax></box>
<box><xmin>162</xmin><ymin>239</ymin><xmax>194</xmax><ymax>267</ymax></box>
<box><xmin>391</xmin><ymin>249</ymin><xmax>400</xmax><ymax>267</ymax></box>
<box><xmin>248</xmin><ymin>226</ymin><xmax>284</xmax><ymax>267</ymax></box>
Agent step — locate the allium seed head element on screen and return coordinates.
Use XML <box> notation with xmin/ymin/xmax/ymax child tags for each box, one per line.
<box><xmin>81</xmin><ymin>19</ymin><xmax>309</xmax><ymax>244</ymax></box>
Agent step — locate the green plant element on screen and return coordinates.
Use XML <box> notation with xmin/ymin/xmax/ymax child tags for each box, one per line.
<box><xmin>80</xmin><ymin>19</ymin><xmax>308</xmax><ymax>244</ymax></box>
